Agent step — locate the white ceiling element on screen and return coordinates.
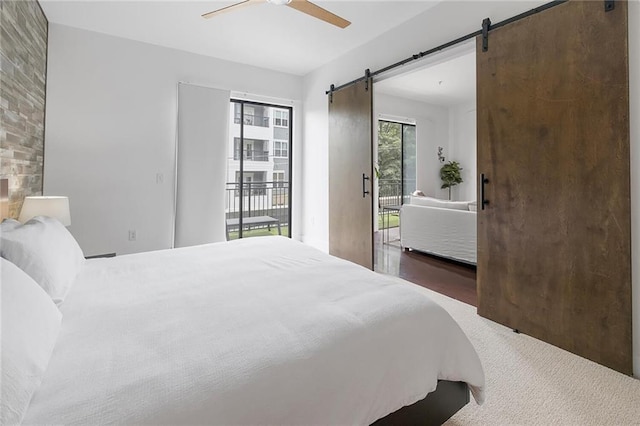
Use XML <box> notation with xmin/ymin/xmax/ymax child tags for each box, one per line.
<box><xmin>375</xmin><ymin>50</ymin><xmax>476</xmax><ymax>106</ymax></box>
<box><xmin>39</xmin><ymin>0</ymin><xmax>441</xmax><ymax>76</ymax></box>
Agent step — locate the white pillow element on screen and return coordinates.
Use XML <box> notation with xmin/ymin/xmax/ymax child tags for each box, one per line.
<box><xmin>0</xmin><ymin>216</ymin><xmax>84</xmax><ymax>304</ymax></box>
<box><xmin>468</xmin><ymin>201</ymin><xmax>478</xmax><ymax>212</ymax></box>
<box><xmin>1</xmin><ymin>218</ymin><xmax>21</xmax><ymax>233</ymax></box>
<box><xmin>1</xmin><ymin>258</ymin><xmax>62</xmax><ymax>425</ymax></box>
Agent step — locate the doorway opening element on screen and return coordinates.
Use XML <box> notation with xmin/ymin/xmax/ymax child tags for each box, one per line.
<box><xmin>373</xmin><ymin>41</ymin><xmax>478</xmax><ymax>306</ymax></box>
<box><xmin>226</xmin><ymin>100</ymin><xmax>292</xmax><ymax>240</ymax></box>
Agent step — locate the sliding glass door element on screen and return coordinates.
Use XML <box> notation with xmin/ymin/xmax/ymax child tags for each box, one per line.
<box><xmin>226</xmin><ymin>100</ymin><xmax>292</xmax><ymax>240</ymax></box>
<box><xmin>402</xmin><ymin>124</ymin><xmax>417</xmax><ymax>201</ymax></box>
<box><xmin>377</xmin><ymin>120</ymin><xmax>416</xmax><ymax>210</ymax></box>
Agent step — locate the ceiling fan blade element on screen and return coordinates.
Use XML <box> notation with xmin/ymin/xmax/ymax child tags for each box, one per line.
<box><xmin>202</xmin><ymin>0</ymin><xmax>263</xmax><ymax>19</ymax></box>
<box><xmin>286</xmin><ymin>0</ymin><xmax>351</xmax><ymax>28</ymax></box>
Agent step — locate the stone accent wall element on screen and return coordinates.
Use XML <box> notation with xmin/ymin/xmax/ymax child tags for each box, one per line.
<box><xmin>0</xmin><ymin>0</ymin><xmax>48</xmax><ymax>218</ymax></box>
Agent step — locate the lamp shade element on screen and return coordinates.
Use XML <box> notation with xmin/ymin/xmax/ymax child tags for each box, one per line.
<box><xmin>18</xmin><ymin>196</ymin><xmax>71</xmax><ymax>226</ymax></box>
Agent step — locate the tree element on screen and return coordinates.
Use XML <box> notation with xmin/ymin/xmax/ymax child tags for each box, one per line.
<box><xmin>377</xmin><ymin>121</ymin><xmax>401</xmax><ymax>181</ymax></box>
<box><xmin>440</xmin><ymin>161</ymin><xmax>463</xmax><ymax>200</ymax></box>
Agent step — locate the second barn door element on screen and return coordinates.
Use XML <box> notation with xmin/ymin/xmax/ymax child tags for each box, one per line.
<box><xmin>476</xmin><ymin>1</ymin><xmax>631</xmax><ymax>374</ymax></box>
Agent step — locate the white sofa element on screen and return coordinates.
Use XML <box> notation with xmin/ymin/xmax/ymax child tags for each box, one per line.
<box><xmin>400</xmin><ymin>196</ymin><xmax>477</xmax><ymax>264</ymax></box>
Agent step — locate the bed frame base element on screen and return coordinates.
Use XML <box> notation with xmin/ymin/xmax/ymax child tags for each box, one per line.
<box><xmin>372</xmin><ymin>380</ymin><xmax>469</xmax><ymax>426</ymax></box>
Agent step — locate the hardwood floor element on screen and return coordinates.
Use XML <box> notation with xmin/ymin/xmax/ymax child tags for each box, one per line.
<box><xmin>374</xmin><ymin>228</ymin><xmax>477</xmax><ymax>307</ymax></box>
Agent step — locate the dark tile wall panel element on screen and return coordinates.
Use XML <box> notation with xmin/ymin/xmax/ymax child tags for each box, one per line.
<box><xmin>0</xmin><ymin>0</ymin><xmax>47</xmax><ymax>218</ymax></box>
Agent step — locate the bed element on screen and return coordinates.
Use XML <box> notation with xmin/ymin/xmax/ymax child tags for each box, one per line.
<box><xmin>1</xmin><ymin>199</ymin><xmax>484</xmax><ymax>425</ymax></box>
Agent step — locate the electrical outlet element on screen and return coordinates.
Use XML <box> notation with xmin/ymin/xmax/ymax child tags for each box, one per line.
<box><xmin>128</xmin><ymin>230</ymin><xmax>137</xmax><ymax>241</ymax></box>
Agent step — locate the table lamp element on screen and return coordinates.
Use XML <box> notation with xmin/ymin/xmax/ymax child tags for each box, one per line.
<box><xmin>18</xmin><ymin>196</ymin><xmax>71</xmax><ymax>226</ymax></box>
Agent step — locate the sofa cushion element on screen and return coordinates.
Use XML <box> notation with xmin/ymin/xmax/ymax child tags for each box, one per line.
<box><xmin>410</xmin><ymin>196</ymin><xmax>470</xmax><ymax>211</ymax></box>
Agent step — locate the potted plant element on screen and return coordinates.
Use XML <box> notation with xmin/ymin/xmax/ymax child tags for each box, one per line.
<box><xmin>440</xmin><ymin>161</ymin><xmax>463</xmax><ymax>200</ymax></box>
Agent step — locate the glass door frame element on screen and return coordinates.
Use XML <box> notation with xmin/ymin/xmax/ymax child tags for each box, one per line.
<box><xmin>378</xmin><ymin>119</ymin><xmax>416</xmax><ymax>206</ymax></box>
<box><xmin>231</xmin><ymin>99</ymin><xmax>293</xmax><ymax>239</ymax></box>
<box><xmin>401</xmin><ymin>123</ymin><xmax>416</xmax><ymax>204</ymax></box>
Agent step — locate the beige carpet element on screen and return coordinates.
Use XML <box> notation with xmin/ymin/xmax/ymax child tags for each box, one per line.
<box><xmin>417</xmin><ymin>288</ymin><xmax>640</xmax><ymax>425</ymax></box>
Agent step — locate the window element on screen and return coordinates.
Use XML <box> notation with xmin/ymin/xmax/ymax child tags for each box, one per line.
<box><xmin>235</xmin><ymin>171</ymin><xmax>266</xmax><ymax>195</ymax></box>
<box><xmin>234</xmin><ymin>104</ymin><xmax>269</xmax><ymax>127</ymax></box>
<box><xmin>233</xmin><ymin>138</ymin><xmax>268</xmax><ymax>161</ymax></box>
<box><xmin>273</xmin><ymin>171</ymin><xmax>285</xmax><ymax>187</ymax></box>
<box><xmin>272</xmin><ymin>171</ymin><xmax>287</xmax><ymax>206</ymax></box>
<box><xmin>274</xmin><ymin>141</ymin><xmax>288</xmax><ymax>157</ymax></box>
<box><xmin>274</xmin><ymin>110</ymin><xmax>289</xmax><ymax>127</ymax></box>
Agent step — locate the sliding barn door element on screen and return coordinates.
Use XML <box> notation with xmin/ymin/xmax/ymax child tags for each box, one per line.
<box><xmin>328</xmin><ymin>79</ymin><xmax>374</xmax><ymax>269</ymax></box>
<box><xmin>477</xmin><ymin>1</ymin><xmax>631</xmax><ymax>374</ymax></box>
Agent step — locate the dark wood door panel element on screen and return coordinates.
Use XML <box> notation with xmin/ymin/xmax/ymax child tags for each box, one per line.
<box><xmin>477</xmin><ymin>1</ymin><xmax>631</xmax><ymax>374</ymax></box>
<box><xmin>328</xmin><ymin>80</ymin><xmax>374</xmax><ymax>269</ymax></box>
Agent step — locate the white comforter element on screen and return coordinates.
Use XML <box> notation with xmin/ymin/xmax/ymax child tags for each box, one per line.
<box><xmin>24</xmin><ymin>236</ymin><xmax>484</xmax><ymax>425</ymax></box>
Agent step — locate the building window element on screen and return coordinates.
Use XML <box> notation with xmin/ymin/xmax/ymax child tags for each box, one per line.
<box><xmin>235</xmin><ymin>171</ymin><xmax>266</xmax><ymax>195</ymax></box>
<box><xmin>274</xmin><ymin>110</ymin><xmax>289</xmax><ymax>127</ymax></box>
<box><xmin>233</xmin><ymin>138</ymin><xmax>269</xmax><ymax>161</ymax></box>
<box><xmin>272</xmin><ymin>171</ymin><xmax>287</xmax><ymax>206</ymax></box>
<box><xmin>274</xmin><ymin>141</ymin><xmax>288</xmax><ymax>157</ymax></box>
<box><xmin>273</xmin><ymin>171</ymin><xmax>285</xmax><ymax>187</ymax></box>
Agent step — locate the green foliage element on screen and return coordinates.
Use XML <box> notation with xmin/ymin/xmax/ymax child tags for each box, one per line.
<box><xmin>378</xmin><ymin>212</ymin><xmax>400</xmax><ymax>229</ymax></box>
<box><xmin>440</xmin><ymin>161</ymin><xmax>463</xmax><ymax>200</ymax></box>
<box><xmin>377</xmin><ymin>121</ymin><xmax>402</xmax><ymax>181</ymax></box>
<box><xmin>228</xmin><ymin>226</ymin><xmax>289</xmax><ymax>240</ymax></box>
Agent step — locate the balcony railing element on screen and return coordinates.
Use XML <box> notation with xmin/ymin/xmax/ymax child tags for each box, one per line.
<box><xmin>226</xmin><ymin>181</ymin><xmax>289</xmax><ymax>226</ymax></box>
<box><xmin>378</xmin><ymin>179</ymin><xmax>402</xmax><ymax>208</ymax></box>
<box><xmin>234</xmin><ymin>113</ymin><xmax>270</xmax><ymax>128</ymax></box>
<box><xmin>378</xmin><ymin>179</ymin><xmax>417</xmax><ymax>209</ymax></box>
<box><xmin>234</xmin><ymin>150</ymin><xmax>269</xmax><ymax>162</ymax></box>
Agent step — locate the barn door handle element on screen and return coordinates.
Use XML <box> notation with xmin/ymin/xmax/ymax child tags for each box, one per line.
<box><xmin>362</xmin><ymin>173</ymin><xmax>370</xmax><ymax>198</ymax></box>
<box><xmin>481</xmin><ymin>173</ymin><xmax>490</xmax><ymax>210</ymax></box>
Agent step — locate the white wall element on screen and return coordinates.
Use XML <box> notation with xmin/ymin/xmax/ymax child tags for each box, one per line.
<box><xmin>448</xmin><ymin>101</ymin><xmax>477</xmax><ymax>202</ymax></box>
<box><xmin>44</xmin><ymin>24</ymin><xmax>303</xmax><ymax>256</ymax></box>
<box><xmin>301</xmin><ymin>0</ymin><xmax>640</xmax><ymax>377</ymax></box>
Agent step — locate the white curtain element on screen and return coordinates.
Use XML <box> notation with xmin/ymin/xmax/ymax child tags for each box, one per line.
<box><xmin>175</xmin><ymin>83</ymin><xmax>230</xmax><ymax>248</ymax></box>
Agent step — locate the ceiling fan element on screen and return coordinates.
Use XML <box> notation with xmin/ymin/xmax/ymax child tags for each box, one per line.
<box><xmin>202</xmin><ymin>0</ymin><xmax>351</xmax><ymax>29</ymax></box>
